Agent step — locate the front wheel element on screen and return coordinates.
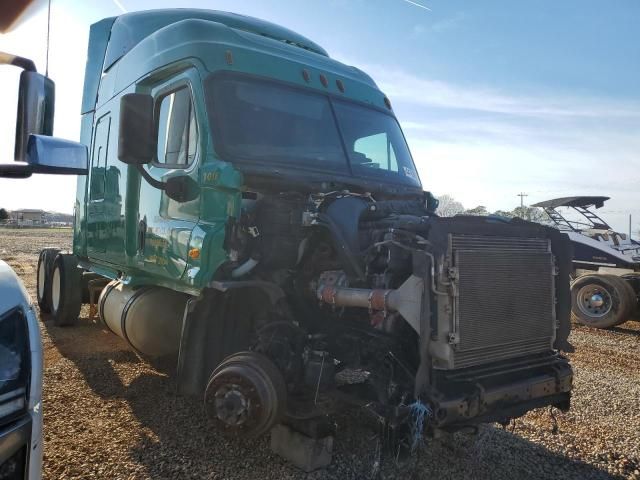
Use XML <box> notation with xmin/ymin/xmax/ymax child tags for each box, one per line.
<box><xmin>48</xmin><ymin>253</ymin><xmax>82</xmax><ymax>326</ymax></box>
<box><xmin>204</xmin><ymin>351</ymin><xmax>287</xmax><ymax>439</ymax></box>
<box><xmin>571</xmin><ymin>274</ymin><xmax>634</xmax><ymax>328</ymax></box>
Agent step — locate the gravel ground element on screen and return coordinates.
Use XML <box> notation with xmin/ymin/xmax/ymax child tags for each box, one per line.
<box><xmin>1</xmin><ymin>228</ymin><xmax>639</xmax><ymax>479</ymax></box>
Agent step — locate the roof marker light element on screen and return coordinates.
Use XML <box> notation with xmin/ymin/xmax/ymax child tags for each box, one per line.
<box><xmin>225</xmin><ymin>50</ymin><xmax>233</xmax><ymax>65</ymax></box>
<box><xmin>336</xmin><ymin>79</ymin><xmax>345</xmax><ymax>93</ymax></box>
<box><xmin>319</xmin><ymin>74</ymin><xmax>328</xmax><ymax>88</ymax></box>
<box><xmin>302</xmin><ymin>69</ymin><xmax>311</xmax><ymax>82</ymax></box>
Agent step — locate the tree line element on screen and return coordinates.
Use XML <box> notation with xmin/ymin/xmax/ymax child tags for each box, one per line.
<box><xmin>435</xmin><ymin>195</ymin><xmax>551</xmax><ymax>224</ymax></box>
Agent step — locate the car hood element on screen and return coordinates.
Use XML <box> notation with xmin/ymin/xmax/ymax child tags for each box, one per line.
<box><xmin>0</xmin><ymin>260</ymin><xmax>31</xmax><ymax>315</ymax></box>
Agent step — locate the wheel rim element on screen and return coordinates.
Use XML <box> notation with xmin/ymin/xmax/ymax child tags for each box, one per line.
<box><xmin>52</xmin><ymin>266</ymin><xmax>61</xmax><ymax>312</ymax></box>
<box><xmin>37</xmin><ymin>259</ymin><xmax>46</xmax><ymax>300</ymax></box>
<box><xmin>213</xmin><ymin>383</ymin><xmax>250</xmax><ymax>426</ymax></box>
<box><xmin>576</xmin><ymin>283</ymin><xmax>612</xmax><ymax>318</ymax></box>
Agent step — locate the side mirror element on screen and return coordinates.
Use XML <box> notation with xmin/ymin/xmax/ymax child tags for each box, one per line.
<box><xmin>0</xmin><ymin>52</ymin><xmax>86</xmax><ymax>178</ymax></box>
<box><xmin>14</xmin><ymin>70</ymin><xmax>55</xmax><ymax>162</ymax></box>
<box><xmin>165</xmin><ymin>175</ymin><xmax>200</xmax><ymax>203</ymax></box>
<box><xmin>118</xmin><ymin>93</ymin><xmax>155</xmax><ymax>165</ymax></box>
<box><xmin>424</xmin><ymin>191</ymin><xmax>439</xmax><ymax>215</ymax></box>
<box><xmin>25</xmin><ymin>135</ymin><xmax>88</xmax><ymax>174</ymax></box>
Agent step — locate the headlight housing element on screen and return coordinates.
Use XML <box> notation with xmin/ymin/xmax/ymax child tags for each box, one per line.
<box><xmin>0</xmin><ymin>308</ymin><xmax>29</xmax><ymax>425</ymax></box>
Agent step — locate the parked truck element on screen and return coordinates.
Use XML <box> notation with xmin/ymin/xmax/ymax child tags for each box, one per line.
<box><xmin>534</xmin><ymin>196</ymin><xmax>640</xmax><ymax>329</ymax></box>
<box><xmin>10</xmin><ymin>9</ymin><xmax>573</xmax><ymax>467</ymax></box>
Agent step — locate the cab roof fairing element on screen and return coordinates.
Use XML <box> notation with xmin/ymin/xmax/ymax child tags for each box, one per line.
<box><xmin>92</xmin><ymin>18</ymin><xmax>387</xmax><ymax>117</ymax></box>
<box><xmin>103</xmin><ymin>8</ymin><xmax>329</xmax><ymax>71</ymax></box>
<box><xmin>82</xmin><ymin>9</ymin><xmax>384</xmax><ymax>115</ymax></box>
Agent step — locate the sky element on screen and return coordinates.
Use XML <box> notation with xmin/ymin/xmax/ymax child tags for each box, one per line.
<box><xmin>0</xmin><ymin>0</ymin><xmax>638</xmax><ymax>233</ymax></box>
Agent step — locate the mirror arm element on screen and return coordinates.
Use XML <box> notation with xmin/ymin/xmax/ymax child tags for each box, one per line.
<box><xmin>134</xmin><ymin>165</ymin><xmax>199</xmax><ymax>203</ymax></box>
<box><xmin>0</xmin><ymin>51</ymin><xmax>36</xmax><ymax>71</ymax></box>
<box><xmin>135</xmin><ymin>164</ymin><xmax>166</xmax><ymax>191</ymax></box>
<box><xmin>0</xmin><ymin>164</ymin><xmax>32</xmax><ymax>179</ymax></box>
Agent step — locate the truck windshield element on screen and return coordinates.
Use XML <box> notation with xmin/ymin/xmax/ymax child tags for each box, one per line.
<box><xmin>206</xmin><ymin>74</ymin><xmax>420</xmax><ymax>186</ymax></box>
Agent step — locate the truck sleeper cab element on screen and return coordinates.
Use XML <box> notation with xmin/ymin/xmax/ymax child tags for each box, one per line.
<box><xmin>35</xmin><ymin>9</ymin><xmax>573</xmax><ymax>466</ymax></box>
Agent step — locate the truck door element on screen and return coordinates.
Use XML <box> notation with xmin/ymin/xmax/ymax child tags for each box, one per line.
<box><xmin>136</xmin><ymin>71</ymin><xmax>201</xmax><ymax>282</ymax></box>
<box><xmin>87</xmin><ymin>114</ymin><xmax>111</xmax><ymax>259</ymax></box>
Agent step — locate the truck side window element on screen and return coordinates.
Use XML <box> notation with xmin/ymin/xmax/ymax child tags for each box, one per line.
<box><xmin>354</xmin><ymin>133</ymin><xmax>399</xmax><ymax>172</ymax></box>
<box><xmin>156</xmin><ymin>87</ymin><xmax>197</xmax><ymax>167</ymax></box>
<box><xmin>90</xmin><ymin>115</ymin><xmax>111</xmax><ymax>200</ymax></box>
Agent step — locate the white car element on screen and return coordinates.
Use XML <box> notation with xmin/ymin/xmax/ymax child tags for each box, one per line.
<box><xmin>0</xmin><ymin>260</ymin><xmax>43</xmax><ymax>479</ymax></box>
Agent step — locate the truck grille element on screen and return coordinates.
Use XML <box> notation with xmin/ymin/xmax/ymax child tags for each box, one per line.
<box><xmin>451</xmin><ymin>235</ymin><xmax>555</xmax><ymax>369</ymax></box>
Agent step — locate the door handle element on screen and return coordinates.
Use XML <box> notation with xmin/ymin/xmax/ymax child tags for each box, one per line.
<box><xmin>138</xmin><ymin>217</ymin><xmax>147</xmax><ymax>253</ymax></box>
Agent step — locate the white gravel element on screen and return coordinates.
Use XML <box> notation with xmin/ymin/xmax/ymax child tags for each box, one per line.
<box><xmin>1</xmin><ymin>228</ymin><xmax>639</xmax><ymax>479</ymax></box>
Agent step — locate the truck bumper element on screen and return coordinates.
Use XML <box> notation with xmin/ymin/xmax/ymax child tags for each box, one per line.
<box><xmin>431</xmin><ymin>352</ymin><xmax>572</xmax><ymax>428</ymax></box>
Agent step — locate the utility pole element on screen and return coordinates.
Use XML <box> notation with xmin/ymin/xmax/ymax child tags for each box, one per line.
<box><xmin>629</xmin><ymin>214</ymin><xmax>632</xmax><ymax>240</ymax></box>
<box><xmin>516</xmin><ymin>192</ymin><xmax>528</xmax><ymax>219</ymax></box>
<box><xmin>517</xmin><ymin>192</ymin><xmax>528</xmax><ymax>209</ymax></box>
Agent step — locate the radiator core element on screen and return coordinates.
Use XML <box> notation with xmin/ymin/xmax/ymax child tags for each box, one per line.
<box><xmin>450</xmin><ymin>235</ymin><xmax>555</xmax><ymax>369</ymax></box>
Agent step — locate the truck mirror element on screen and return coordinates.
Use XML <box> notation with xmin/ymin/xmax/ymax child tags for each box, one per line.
<box><xmin>14</xmin><ymin>70</ymin><xmax>55</xmax><ymax>162</ymax></box>
<box><xmin>118</xmin><ymin>93</ymin><xmax>155</xmax><ymax>165</ymax></box>
<box><xmin>424</xmin><ymin>191</ymin><xmax>439</xmax><ymax>215</ymax></box>
<box><xmin>165</xmin><ymin>175</ymin><xmax>200</xmax><ymax>203</ymax></box>
<box><xmin>25</xmin><ymin>135</ymin><xmax>88</xmax><ymax>174</ymax></box>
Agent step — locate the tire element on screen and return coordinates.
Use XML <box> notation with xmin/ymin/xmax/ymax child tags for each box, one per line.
<box><xmin>570</xmin><ymin>274</ymin><xmax>633</xmax><ymax>328</ymax></box>
<box><xmin>36</xmin><ymin>248</ymin><xmax>60</xmax><ymax>314</ymax></box>
<box><xmin>620</xmin><ymin>273</ymin><xmax>640</xmax><ymax>321</ymax></box>
<box><xmin>48</xmin><ymin>253</ymin><xmax>82</xmax><ymax>326</ymax></box>
<box><xmin>601</xmin><ymin>275</ymin><xmax>636</xmax><ymax>326</ymax></box>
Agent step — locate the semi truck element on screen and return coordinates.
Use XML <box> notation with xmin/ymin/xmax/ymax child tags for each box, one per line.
<box><xmin>534</xmin><ymin>196</ymin><xmax>640</xmax><ymax>329</ymax></box>
<box><xmin>8</xmin><ymin>9</ymin><xmax>573</xmax><ymax>468</ymax></box>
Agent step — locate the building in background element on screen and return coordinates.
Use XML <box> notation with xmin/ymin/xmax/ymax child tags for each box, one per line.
<box><xmin>9</xmin><ymin>209</ymin><xmax>45</xmax><ymax>224</ymax></box>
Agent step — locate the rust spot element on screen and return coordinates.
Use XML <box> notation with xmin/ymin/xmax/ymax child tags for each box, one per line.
<box><xmin>318</xmin><ymin>285</ymin><xmax>337</xmax><ymax>304</ymax></box>
<box><xmin>369</xmin><ymin>289</ymin><xmax>390</xmax><ymax>311</ymax></box>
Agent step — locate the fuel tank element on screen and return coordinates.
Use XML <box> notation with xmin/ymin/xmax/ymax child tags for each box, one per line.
<box><xmin>98</xmin><ymin>280</ymin><xmax>190</xmax><ymax>358</ymax></box>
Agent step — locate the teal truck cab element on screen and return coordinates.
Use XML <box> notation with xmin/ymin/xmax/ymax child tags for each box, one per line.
<box><xmin>24</xmin><ymin>9</ymin><xmax>572</xmax><ymax>464</ymax></box>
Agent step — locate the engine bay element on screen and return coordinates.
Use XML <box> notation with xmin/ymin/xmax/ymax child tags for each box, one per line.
<box><xmin>188</xmin><ymin>190</ymin><xmax>573</xmax><ymax>446</ymax></box>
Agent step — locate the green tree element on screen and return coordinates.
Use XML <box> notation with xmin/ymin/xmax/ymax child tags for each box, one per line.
<box><xmin>492</xmin><ymin>209</ymin><xmax>515</xmax><ymax>219</ymax></box>
<box><xmin>489</xmin><ymin>206</ymin><xmax>554</xmax><ymax>225</ymax></box>
<box><xmin>465</xmin><ymin>205</ymin><xmax>489</xmax><ymax>216</ymax></box>
<box><xmin>0</xmin><ymin>208</ymin><xmax>8</xmax><ymax>222</ymax></box>
<box><xmin>512</xmin><ymin>206</ymin><xmax>552</xmax><ymax>224</ymax></box>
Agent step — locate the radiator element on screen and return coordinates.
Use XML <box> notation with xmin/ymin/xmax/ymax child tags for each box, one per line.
<box><xmin>451</xmin><ymin>235</ymin><xmax>555</xmax><ymax>369</ymax></box>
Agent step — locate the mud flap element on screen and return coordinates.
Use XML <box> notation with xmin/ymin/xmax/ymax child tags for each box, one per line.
<box><xmin>176</xmin><ymin>282</ymin><xmax>285</xmax><ymax>396</ymax></box>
